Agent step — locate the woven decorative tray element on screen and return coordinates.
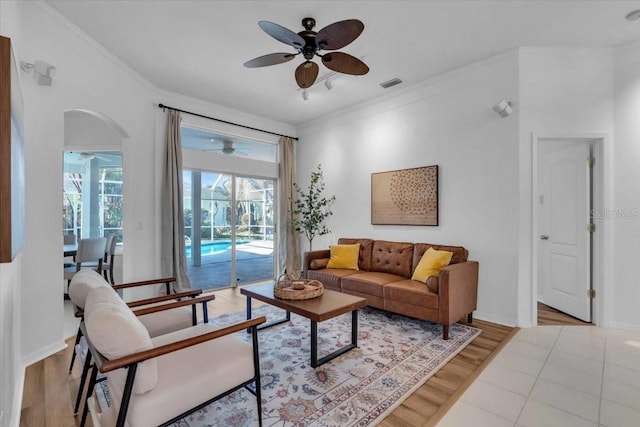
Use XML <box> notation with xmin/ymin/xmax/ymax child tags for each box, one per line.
<box><xmin>274</xmin><ymin>277</ymin><xmax>324</xmax><ymax>300</ymax></box>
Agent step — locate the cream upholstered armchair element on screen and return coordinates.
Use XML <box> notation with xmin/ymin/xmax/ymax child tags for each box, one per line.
<box><xmin>81</xmin><ymin>286</ymin><xmax>265</xmax><ymax>427</ymax></box>
<box><xmin>67</xmin><ymin>270</ymin><xmax>216</xmax><ymax>421</ymax></box>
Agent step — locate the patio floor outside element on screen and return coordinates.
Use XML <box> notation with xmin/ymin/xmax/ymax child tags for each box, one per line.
<box><xmin>186</xmin><ymin>240</ymin><xmax>275</xmax><ymax>290</ymax></box>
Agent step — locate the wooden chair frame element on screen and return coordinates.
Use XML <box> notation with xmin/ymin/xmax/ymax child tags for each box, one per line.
<box><xmin>69</xmin><ymin>277</ymin><xmax>216</xmax><ymax>419</ymax></box>
<box><xmin>69</xmin><ymin>277</ymin><xmax>184</xmax><ymax>373</ymax></box>
<box><xmin>80</xmin><ymin>315</ymin><xmax>266</xmax><ymax>427</ymax></box>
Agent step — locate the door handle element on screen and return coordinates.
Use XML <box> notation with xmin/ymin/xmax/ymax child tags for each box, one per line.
<box><xmin>540</xmin><ymin>235</ymin><xmax>549</xmax><ymax>240</ymax></box>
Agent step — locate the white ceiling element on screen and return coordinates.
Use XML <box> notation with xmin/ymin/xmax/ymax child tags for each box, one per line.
<box><xmin>45</xmin><ymin>1</ymin><xmax>640</xmax><ymax>126</ymax></box>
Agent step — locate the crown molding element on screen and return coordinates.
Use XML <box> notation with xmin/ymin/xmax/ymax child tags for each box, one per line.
<box><xmin>34</xmin><ymin>0</ymin><xmax>157</xmax><ymax>93</ymax></box>
<box><xmin>297</xmin><ymin>48</ymin><xmax>518</xmax><ymax>134</ymax></box>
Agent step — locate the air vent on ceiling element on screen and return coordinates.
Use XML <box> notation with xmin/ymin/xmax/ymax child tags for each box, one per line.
<box><xmin>380</xmin><ymin>77</ymin><xmax>403</xmax><ymax>89</ymax></box>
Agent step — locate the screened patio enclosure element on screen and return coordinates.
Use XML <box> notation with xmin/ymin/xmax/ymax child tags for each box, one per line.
<box><xmin>63</xmin><ymin>151</ymin><xmax>123</xmax><ymax>243</ymax></box>
<box><xmin>183</xmin><ymin>170</ymin><xmax>275</xmax><ymax>290</ymax></box>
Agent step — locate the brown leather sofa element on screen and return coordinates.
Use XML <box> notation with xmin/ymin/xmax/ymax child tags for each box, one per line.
<box><xmin>303</xmin><ymin>238</ymin><xmax>479</xmax><ymax>339</ymax></box>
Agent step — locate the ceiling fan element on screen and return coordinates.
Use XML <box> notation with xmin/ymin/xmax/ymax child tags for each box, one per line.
<box><xmin>205</xmin><ymin>140</ymin><xmax>249</xmax><ymax>156</ymax></box>
<box><xmin>71</xmin><ymin>151</ymin><xmax>113</xmax><ymax>161</ymax></box>
<box><xmin>244</xmin><ymin>17</ymin><xmax>369</xmax><ymax>89</ymax></box>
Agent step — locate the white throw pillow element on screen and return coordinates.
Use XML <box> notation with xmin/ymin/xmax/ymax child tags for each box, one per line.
<box><xmin>68</xmin><ymin>270</ymin><xmax>110</xmax><ymax>309</ymax></box>
<box><xmin>84</xmin><ymin>286</ymin><xmax>158</xmax><ymax>394</ymax></box>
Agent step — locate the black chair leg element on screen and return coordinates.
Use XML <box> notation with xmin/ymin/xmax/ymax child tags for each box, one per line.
<box><xmin>74</xmin><ymin>351</ymin><xmax>92</xmax><ymax>415</ymax></box>
<box><xmin>80</xmin><ymin>364</ymin><xmax>99</xmax><ymax>427</ymax></box>
<box><xmin>68</xmin><ymin>327</ymin><xmax>83</xmax><ymax>373</ymax></box>
<box><xmin>251</xmin><ymin>325</ymin><xmax>263</xmax><ymax>427</ymax></box>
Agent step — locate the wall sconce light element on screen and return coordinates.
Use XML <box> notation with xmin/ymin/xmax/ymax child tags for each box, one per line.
<box><xmin>492</xmin><ymin>100</ymin><xmax>512</xmax><ymax>118</ymax></box>
<box><xmin>302</xmin><ymin>89</ymin><xmax>309</xmax><ymax>101</ymax></box>
<box><xmin>20</xmin><ymin>60</ymin><xmax>57</xmax><ymax>86</ymax></box>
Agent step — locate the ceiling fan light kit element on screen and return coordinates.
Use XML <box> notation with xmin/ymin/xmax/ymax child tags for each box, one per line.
<box><xmin>244</xmin><ymin>17</ymin><xmax>369</xmax><ymax>90</ymax></box>
<box><xmin>205</xmin><ymin>139</ymin><xmax>249</xmax><ymax>156</ymax></box>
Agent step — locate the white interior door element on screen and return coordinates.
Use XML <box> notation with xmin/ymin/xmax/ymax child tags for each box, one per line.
<box><xmin>538</xmin><ymin>141</ymin><xmax>592</xmax><ymax>322</ymax></box>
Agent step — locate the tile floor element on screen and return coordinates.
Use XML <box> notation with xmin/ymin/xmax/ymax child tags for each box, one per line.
<box><xmin>437</xmin><ymin>325</ymin><xmax>640</xmax><ymax>427</ymax></box>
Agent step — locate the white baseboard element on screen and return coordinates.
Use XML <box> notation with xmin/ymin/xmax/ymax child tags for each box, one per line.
<box><xmin>608</xmin><ymin>321</ymin><xmax>640</xmax><ymax>334</ymax></box>
<box><xmin>472</xmin><ymin>311</ymin><xmax>517</xmax><ymax>328</ymax></box>
<box><xmin>21</xmin><ymin>340</ymin><xmax>66</xmax><ymax>368</ymax></box>
<box><xmin>7</xmin><ymin>367</ymin><xmax>25</xmax><ymax>427</ymax></box>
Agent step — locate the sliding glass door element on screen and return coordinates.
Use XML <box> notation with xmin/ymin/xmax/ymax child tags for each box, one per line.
<box><xmin>183</xmin><ymin>170</ymin><xmax>275</xmax><ymax>290</ymax></box>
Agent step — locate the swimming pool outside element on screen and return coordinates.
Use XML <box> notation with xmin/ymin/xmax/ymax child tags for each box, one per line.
<box><xmin>185</xmin><ymin>240</ymin><xmax>250</xmax><ymax>257</ymax></box>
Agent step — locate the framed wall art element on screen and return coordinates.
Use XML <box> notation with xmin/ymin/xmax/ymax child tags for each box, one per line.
<box><xmin>371</xmin><ymin>165</ymin><xmax>438</xmax><ymax>226</ymax></box>
<box><xmin>0</xmin><ymin>36</ymin><xmax>26</xmax><ymax>263</ymax></box>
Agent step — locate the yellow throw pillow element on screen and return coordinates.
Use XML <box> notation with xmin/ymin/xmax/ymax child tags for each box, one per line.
<box><xmin>326</xmin><ymin>243</ymin><xmax>360</xmax><ymax>270</ymax></box>
<box><xmin>411</xmin><ymin>247</ymin><xmax>453</xmax><ymax>283</ymax></box>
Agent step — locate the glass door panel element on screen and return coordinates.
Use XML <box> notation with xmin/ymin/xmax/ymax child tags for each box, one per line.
<box><xmin>184</xmin><ymin>171</ymin><xmax>233</xmax><ymax>289</ymax></box>
<box><xmin>183</xmin><ymin>170</ymin><xmax>276</xmax><ymax>290</ymax></box>
<box><xmin>234</xmin><ymin>177</ymin><xmax>275</xmax><ymax>284</ymax></box>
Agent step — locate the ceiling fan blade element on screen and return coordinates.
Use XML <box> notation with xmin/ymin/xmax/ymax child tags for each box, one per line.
<box><xmin>258</xmin><ymin>21</ymin><xmax>305</xmax><ymax>49</ymax></box>
<box><xmin>322</xmin><ymin>52</ymin><xmax>369</xmax><ymax>75</ymax></box>
<box><xmin>244</xmin><ymin>52</ymin><xmax>296</xmax><ymax>68</ymax></box>
<box><xmin>316</xmin><ymin>19</ymin><xmax>364</xmax><ymax>50</ymax></box>
<box><xmin>295</xmin><ymin>61</ymin><xmax>319</xmax><ymax>88</ymax></box>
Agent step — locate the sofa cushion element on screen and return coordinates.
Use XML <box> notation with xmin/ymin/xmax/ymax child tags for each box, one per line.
<box><xmin>310</xmin><ymin>258</ymin><xmax>329</xmax><ymax>270</ymax></box>
<box><xmin>411</xmin><ymin>247</ymin><xmax>453</xmax><ymax>283</ymax></box>
<box><xmin>84</xmin><ymin>286</ymin><xmax>158</xmax><ymax>394</ymax></box>
<box><xmin>68</xmin><ymin>270</ymin><xmax>110</xmax><ymax>309</ymax></box>
<box><xmin>327</xmin><ymin>244</ymin><xmax>360</xmax><ymax>270</ymax></box>
<box><xmin>384</xmin><ymin>280</ymin><xmax>439</xmax><ymax>310</ymax></box>
<box><xmin>342</xmin><ymin>272</ymin><xmax>403</xmax><ymax>298</ymax></box>
<box><xmin>413</xmin><ymin>243</ymin><xmax>468</xmax><ymax>268</ymax></box>
<box><xmin>338</xmin><ymin>238</ymin><xmax>374</xmax><ymax>271</ymax></box>
<box><xmin>370</xmin><ymin>240</ymin><xmax>414</xmax><ymax>277</ymax></box>
<box><xmin>307</xmin><ymin>268</ymin><xmax>358</xmax><ymax>291</ymax></box>
<box><xmin>425</xmin><ymin>276</ymin><xmax>440</xmax><ymax>293</ymax></box>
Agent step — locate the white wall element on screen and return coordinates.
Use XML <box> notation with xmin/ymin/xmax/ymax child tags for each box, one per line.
<box><xmin>0</xmin><ymin>1</ymin><xmax>25</xmax><ymax>425</ymax></box>
<box><xmin>3</xmin><ymin>2</ymin><xmax>640</xmax><ymax>425</ymax></box>
<box><xmin>611</xmin><ymin>41</ymin><xmax>640</xmax><ymax>331</ymax></box>
<box><xmin>8</xmin><ymin>1</ymin><xmax>296</xmax><ymax>409</ymax></box>
<box><xmin>297</xmin><ymin>51</ymin><xmax>521</xmax><ymax>326</ymax></box>
<box><xmin>518</xmin><ymin>48</ymin><xmax>615</xmax><ymax>327</ymax></box>
<box><xmin>18</xmin><ymin>0</ymin><xmax>157</xmax><ymax>365</ymax></box>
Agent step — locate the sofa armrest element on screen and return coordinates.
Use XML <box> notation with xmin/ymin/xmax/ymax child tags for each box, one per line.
<box><xmin>303</xmin><ymin>250</ymin><xmax>331</xmax><ymax>278</ymax></box>
<box><xmin>438</xmin><ymin>261</ymin><xmax>479</xmax><ymax>324</ymax></box>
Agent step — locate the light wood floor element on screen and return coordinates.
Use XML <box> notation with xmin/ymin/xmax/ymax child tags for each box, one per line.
<box><xmin>537</xmin><ymin>301</ymin><xmax>592</xmax><ymax>326</ymax></box>
<box><xmin>21</xmin><ymin>288</ymin><xmax>516</xmax><ymax>427</ymax></box>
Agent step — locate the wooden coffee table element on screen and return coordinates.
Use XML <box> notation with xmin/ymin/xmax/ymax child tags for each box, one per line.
<box><xmin>241</xmin><ymin>283</ymin><xmax>367</xmax><ymax>368</ymax></box>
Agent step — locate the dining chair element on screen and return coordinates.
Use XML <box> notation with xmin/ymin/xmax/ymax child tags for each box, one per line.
<box><xmin>64</xmin><ymin>237</ymin><xmax>107</xmax><ymax>298</ymax></box>
<box><xmin>102</xmin><ymin>235</ymin><xmax>117</xmax><ymax>284</ymax></box>
<box><xmin>82</xmin><ymin>235</ymin><xmax>118</xmax><ymax>284</ymax></box>
<box><xmin>63</xmin><ymin>233</ymin><xmax>77</xmax><ymax>267</ymax></box>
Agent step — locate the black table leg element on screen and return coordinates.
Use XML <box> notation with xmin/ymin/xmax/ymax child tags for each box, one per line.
<box><xmin>310</xmin><ymin>309</ymin><xmax>359</xmax><ymax>368</ymax></box>
<box><xmin>246</xmin><ymin>296</ymin><xmax>291</xmax><ymax>333</ymax></box>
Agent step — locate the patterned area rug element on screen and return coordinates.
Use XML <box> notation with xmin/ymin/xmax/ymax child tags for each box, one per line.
<box><xmin>172</xmin><ymin>305</ymin><xmax>481</xmax><ymax>427</ymax></box>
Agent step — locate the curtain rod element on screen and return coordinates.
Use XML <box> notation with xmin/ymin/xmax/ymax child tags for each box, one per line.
<box><xmin>158</xmin><ymin>103</ymin><xmax>298</xmax><ymax>141</ymax></box>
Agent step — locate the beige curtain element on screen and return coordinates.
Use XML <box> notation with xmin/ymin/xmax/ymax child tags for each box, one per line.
<box><xmin>279</xmin><ymin>136</ymin><xmax>301</xmax><ymax>278</ymax></box>
<box><xmin>161</xmin><ymin>110</ymin><xmax>191</xmax><ymax>292</ymax></box>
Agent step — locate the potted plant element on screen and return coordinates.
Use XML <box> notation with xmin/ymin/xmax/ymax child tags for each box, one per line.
<box><xmin>292</xmin><ymin>164</ymin><xmax>335</xmax><ymax>251</ymax></box>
